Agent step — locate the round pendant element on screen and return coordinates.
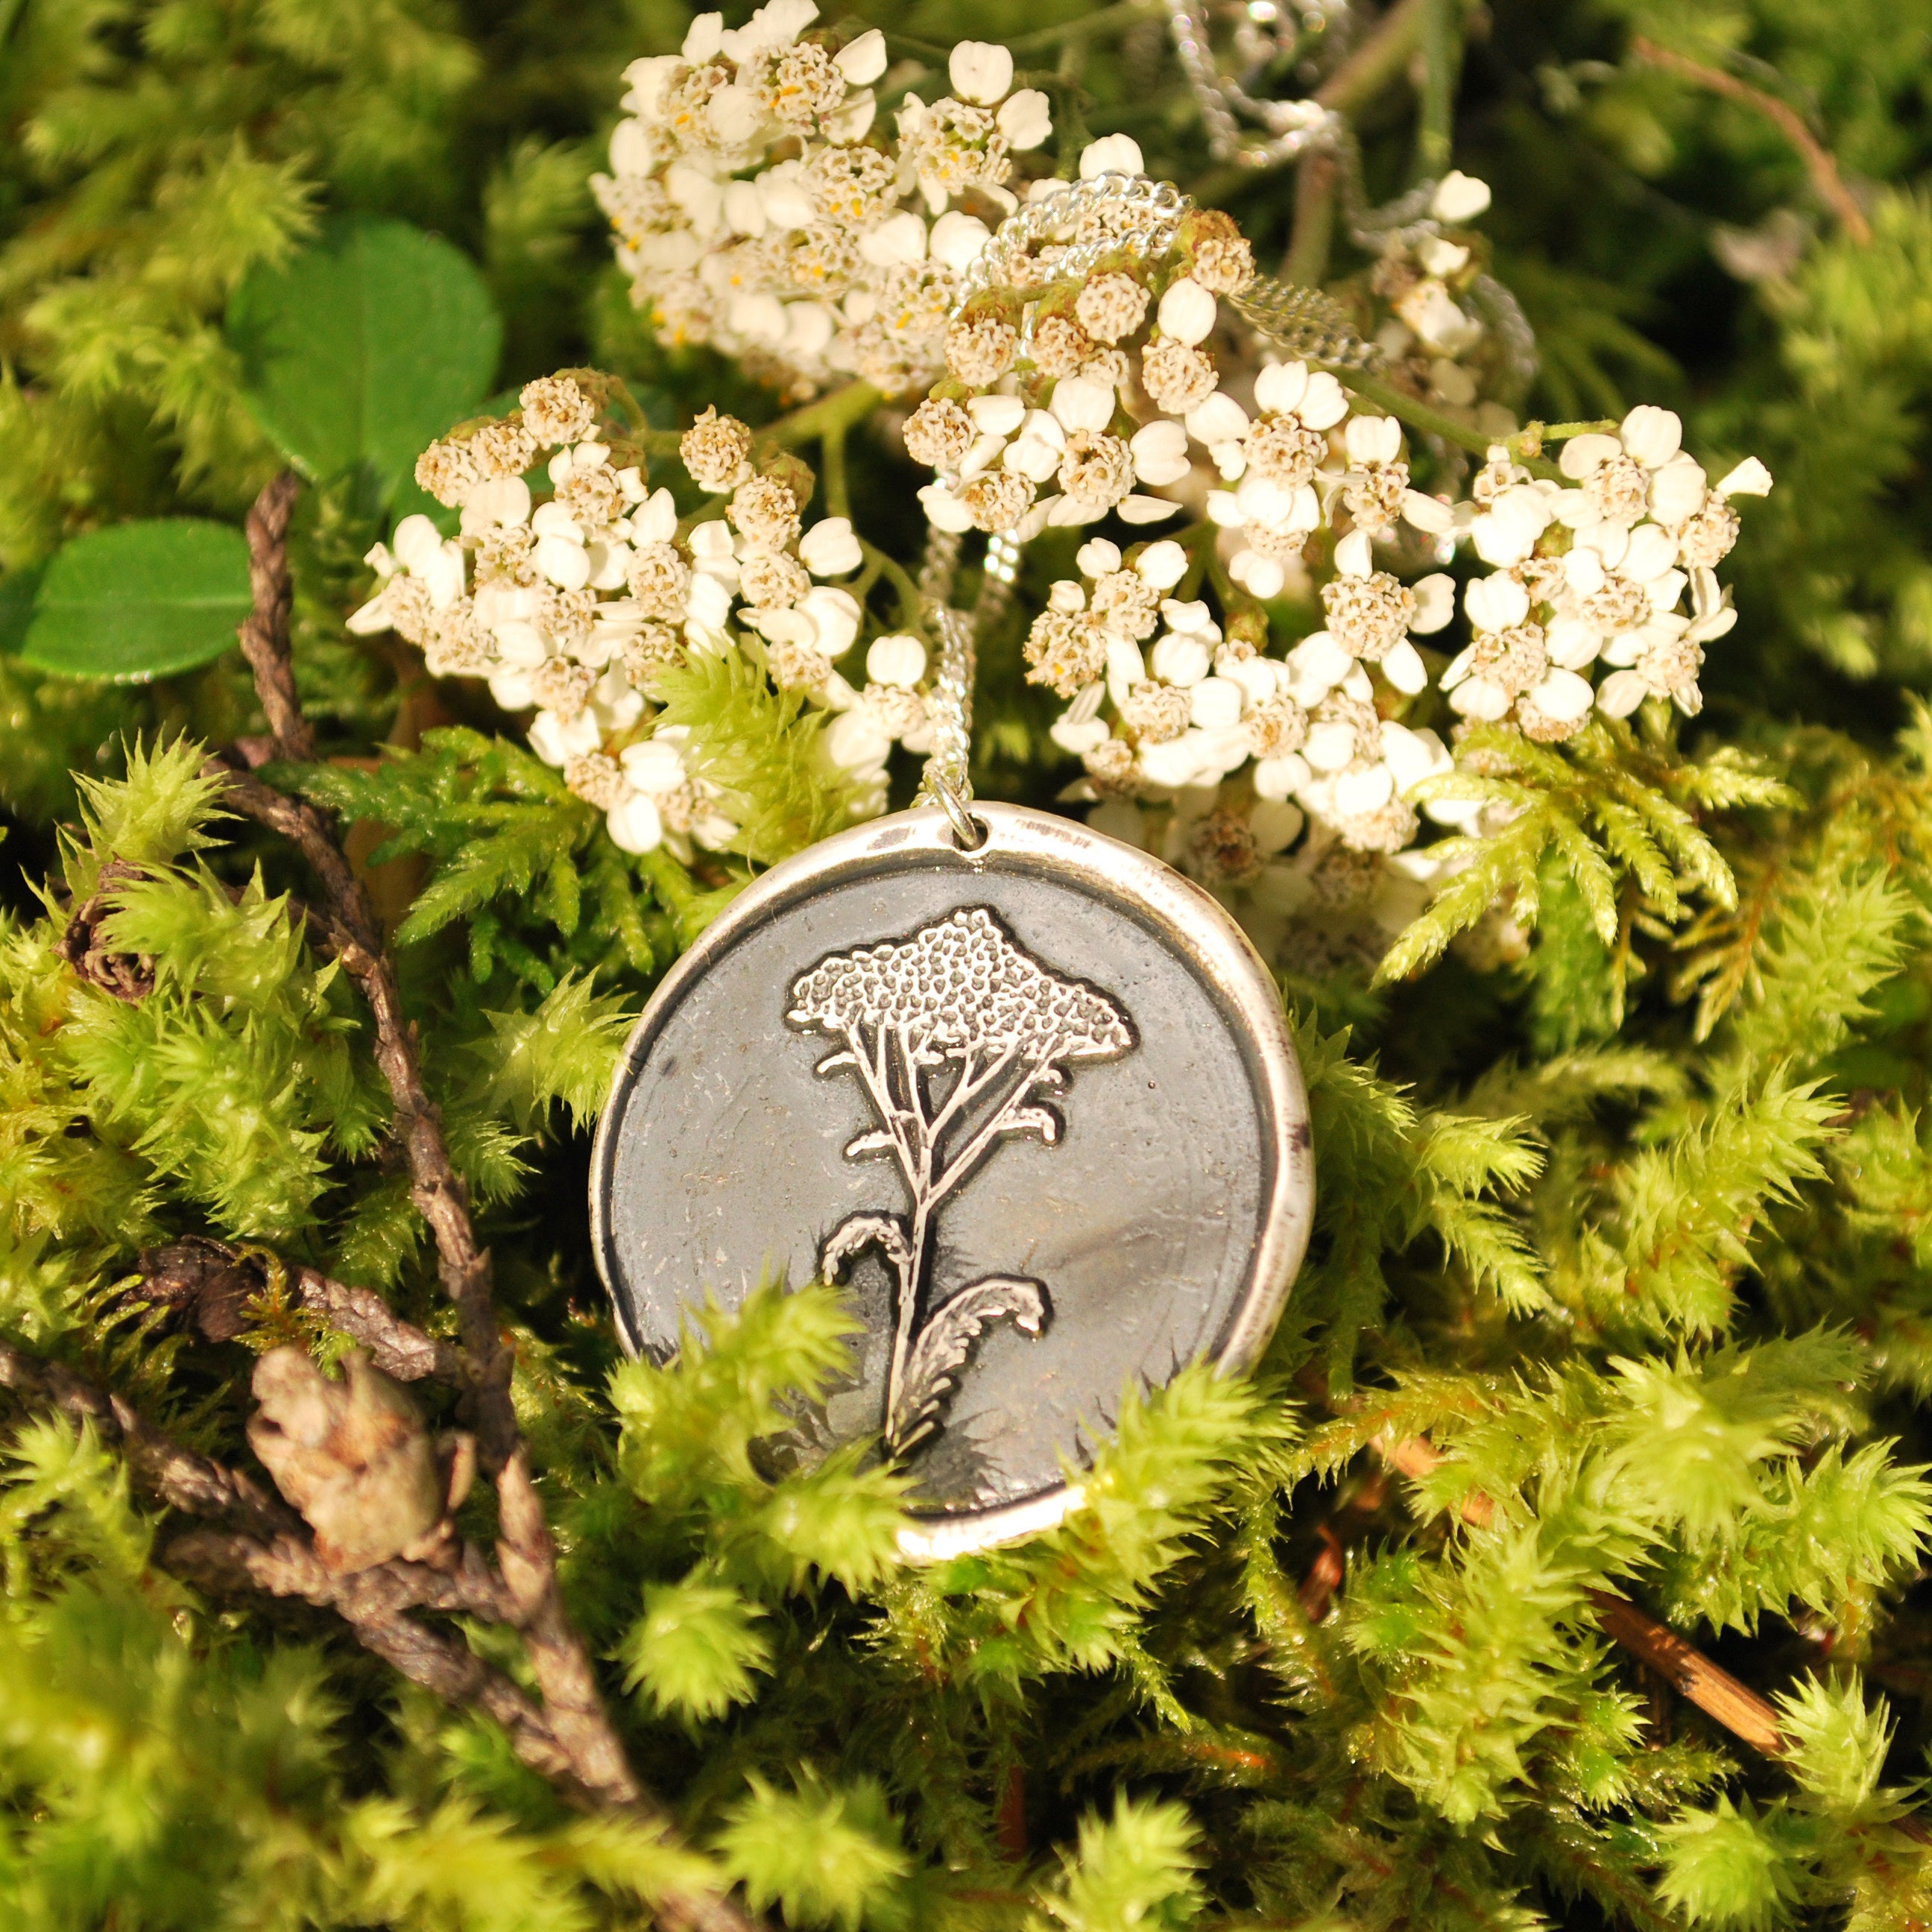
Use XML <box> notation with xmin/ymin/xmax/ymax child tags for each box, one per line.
<box><xmin>590</xmin><ymin>802</ymin><xmax>1314</xmax><ymax>1557</ymax></box>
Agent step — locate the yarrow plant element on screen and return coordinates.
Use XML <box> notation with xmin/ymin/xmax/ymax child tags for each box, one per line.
<box><xmin>351</xmin><ymin>373</ymin><xmax>948</xmax><ymax>853</ymax></box>
<box><xmin>595</xmin><ymin>4</ymin><xmax>1053</xmax><ymax>397</ymax></box>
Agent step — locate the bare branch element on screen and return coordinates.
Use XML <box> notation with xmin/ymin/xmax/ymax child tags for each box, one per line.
<box><xmin>206</xmin><ymin>454</ymin><xmax>769</xmax><ymax>1919</ymax></box>
<box><xmin>0</xmin><ymin>1337</ymin><xmax>295</xmax><ymax>1541</ymax></box>
<box><xmin>238</xmin><ymin>474</ymin><xmax>313</xmax><ymax>762</ymax></box>
<box><xmin>1631</xmin><ymin>37</ymin><xmax>1872</xmax><ymax>245</ymax></box>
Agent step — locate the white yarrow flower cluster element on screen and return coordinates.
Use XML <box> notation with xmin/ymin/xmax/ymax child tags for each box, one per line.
<box><xmin>1439</xmin><ymin>408</ymin><xmax>1772</xmax><ymax>739</ymax></box>
<box><xmin>906</xmin><ymin>165</ymin><xmax>1772</xmax><ymax>940</ymax></box>
<box><xmin>595</xmin><ymin>10</ymin><xmax>1051</xmax><ymax>397</ymax></box>
<box><xmin>353</xmin><ymin>377</ymin><xmax>938</xmax><ymax>854</ymax></box>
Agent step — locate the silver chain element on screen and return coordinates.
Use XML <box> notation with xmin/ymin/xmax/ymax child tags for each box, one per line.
<box><xmin>1164</xmin><ymin>0</ymin><xmax>1350</xmax><ymax>169</ymax></box>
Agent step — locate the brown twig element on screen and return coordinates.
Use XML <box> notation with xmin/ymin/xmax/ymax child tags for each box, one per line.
<box><xmin>168</xmin><ymin>1530</ymin><xmax>590</xmax><ymax>1792</ymax></box>
<box><xmin>1360</xmin><ymin>1427</ymin><xmax>1931</xmax><ymax>1838</ymax></box>
<box><xmin>1584</xmin><ymin>1588</ymin><xmax>1784</xmax><ymax>1755</ymax></box>
<box><xmin>203</xmin><ymin>478</ymin><xmax>765</xmax><ymax>1929</ymax></box>
<box><xmin>209</xmin><ymin>760</ymin><xmax>515</xmax><ymax>1464</ymax></box>
<box><xmin>237</xmin><ymin>473</ymin><xmax>312</xmax><ymax>762</ymax></box>
<box><xmin>1630</xmin><ymin>37</ymin><xmax>1872</xmax><ymax>245</ymax></box>
<box><xmin>0</xmin><ymin>1337</ymin><xmax>296</xmax><ymax>1541</ymax></box>
<box><xmin>289</xmin><ymin>1263</ymin><xmax>464</xmax><ymax>1384</ymax></box>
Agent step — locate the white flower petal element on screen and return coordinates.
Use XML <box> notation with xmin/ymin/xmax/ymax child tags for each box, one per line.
<box><xmin>1117</xmin><ymin>495</ymin><xmax>1181</xmax><ymax>523</ymax></box>
<box><xmin>1157</xmin><ymin>277</ymin><xmax>1217</xmax><ymax>347</ymax></box>
<box><xmin>834</xmin><ymin>27</ymin><xmax>886</xmax><ymax>83</ymax></box>
<box><xmin>606</xmin><ymin>792</ymin><xmax>664</xmax><ymax>855</ymax></box>
<box><xmin>1465</xmin><ymin>572</ymin><xmax>1530</xmax><ymax>631</ymax></box>
<box><xmin>1411</xmin><ymin>573</ymin><xmax>1456</xmax><ymax>634</ymax></box>
<box><xmin>1185</xmin><ymin>394</ymin><xmax>1250</xmax><ymax>445</ymax></box>
<box><xmin>1716</xmin><ymin>455</ymin><xmax>1774</xmax><ymax>497</ymax></box>
<box><xmin>1620</xmin><ymin>404</ymin><xmax>1683</xmax><ymax>470</ymax></box>
<box><xmin>1076</xmin><ymin>538</ymin><xmax>1123</xmax><ymax>577</ymax></box>
<box><xmin>1134</xmin><ymin>540</ymin><xmax>1189</xmax><ymax>589</ymax></box>
<box><xmin>928</xmin><ymin>210</ymin><xmax>990</xmax><ymax>271</ymax></box>
<box><xmin>537</xmin><ymin>534</ymin><xmax>592</xmax><ymax>590</ymax></box>
<box><xmin>1401</xmin><ymin>489</ymin><xmax>1455</xmax><ymax>535</ymax></box>
<box><xmin>1596</xmin><ymin>669</ymin><xmax>1649</xmax><ymax>717</ymax></box>
<box><xmin>1383</xmin><ymin>640</ymin><xmax>1428</xmax><ymax>695</ymax></box>
<box><xmin>1129</xmin><ymin>418</ymin><xmax>1190</xmax><ymax>486</ymax></box>
<box><xmin>1252</xmin><ymin>361</ymin><xmax>1310</xmax><ymax>416</ymax></box>
<box><xmin>1253</xmin><ymin>752</ymin><xmax>1310</xmax><ymax>801</ymax></box>
<box><xmin>1050</xmin><ymin>375</ymin><xmax>1114</xmax><ymax>433</ymax></box>
<box><xmin>1558</xmin><ymin>432</ymin><xmax>1621</xmax><ymax>480</ymax></box>
<box><xmin>1228</xmin><ymin>551</ymin><xmax>1286</xmax><ymax>600</ymax></box>
<box><xmin>1332</xmin><ymin>528</ymin><xmax>1374</xmax><ymax>578</ymax></box>
<box><xmin>859</xmin><ymin>209</ymin><xmax>926</xmax><ymax>266</ymax></box>
<box><xmin>1430</xmin><ymin>170</ymin><xmax>1492</xmax><ymax>222</ymax></box>
<box><xmin>949</xmin><ymin>40</ymin><xmax>1014</xmax><ymax>105</ymax></box>
<box><xmin>1335</xmin><ymin>765</ymin><xmax>1395</xmax><ymax>815</ymax></box>
<box><xmin>799</xmin><ymin>517</ymin><xmax>863</xmax><ymax>575</ymax></box>
<box><xmin>1151</xmin><ymin>634</ymin><xmax>1212</xmax><ymax>686</ymax></box>
<box><xmin>1298</xmin><ymin>371</ymin><xmax>1349</xmax><ymax>431</ymax></box>
<box><xmin>866</xmin><ymin>633</ymin><xmax>926</xmax><ymax>686</ymax></box>
<box><xmin>918</xmin><ymin>482</ymin><xmax>975</xmax><ymax>532</ymax></box>
<box><xmin>1079</xmin><ymin>133</ymin><xmax>1144</xmax><ymax>179</ymax></box>
<box><xmin>1536</xmin><ymin>667</ymin><xmax>1597</xmax><ymax>721</ymax></box>
<box><xmin>997</xmin><ymin>87</ymin><xmax>1052</xmax><ymax>151</ymax></box>
<box><xmin>969</xmin><ymin>393</ymin><xmax>1027</xmax><ymax>438</ymax></box>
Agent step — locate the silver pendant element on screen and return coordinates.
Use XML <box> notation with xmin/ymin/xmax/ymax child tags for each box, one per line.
<box><xmin>590</xmin><ymin>803</ymin><xmax>1313</xmax><ymax>1557</ymax></box>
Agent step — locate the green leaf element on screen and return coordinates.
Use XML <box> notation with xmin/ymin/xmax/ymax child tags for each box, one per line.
<box><xmin>18</xmin><ymin>523</ymin><xmax>250</xmax><ymax>681</ymax></box>
<box><xmin>0</xmin><ymin>562</ymin><xmax>45</xmax><ymax>656</ymax></box>
<box><xmin>228</xmin><ymin>215</ymin><xmax>502</xmax><ymax>500</ymax></box>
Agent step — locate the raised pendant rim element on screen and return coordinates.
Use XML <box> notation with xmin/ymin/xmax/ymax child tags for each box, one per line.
<box><xmin>589</xmin><ymin>801</ymin><xmax>1316</xmax><ymax>1560</ymax></box>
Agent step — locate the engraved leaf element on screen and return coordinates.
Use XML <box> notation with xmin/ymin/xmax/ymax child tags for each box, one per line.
<box><xmin>891</xmin><ymin>1275</ymin><xmax>1048</xmax><ymax>1453</ymax></box>
<box><xmin>814</xmin><ymin>1048</ymin><xmax>859</xmax><ymax>1076</ymax></box>
<box><xmin>819</xmin><ymin>1211</ymin><xmax>912</xmax><ymax>1282</ymax></box>
<box><xmin>997</xmin><ymin>1104</ymin><xmax>1061</xmax><ymax>1146</ymax></box>
<box><xmin>842</xmin><ymin>1128</ymin><xmax>897</xmax><ymax>1161</ymax></box>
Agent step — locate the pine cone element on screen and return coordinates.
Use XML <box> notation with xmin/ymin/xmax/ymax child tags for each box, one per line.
<box><xmin>247</xmin><ymin>1347</ymin><xmax>446</xmax><ymax>1573</ymax></box>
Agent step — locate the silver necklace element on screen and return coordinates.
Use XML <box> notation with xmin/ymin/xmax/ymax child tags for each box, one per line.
<box><xmin>590</xmin><ymin>193</ymin><xmax>1316</xmax><ymax>1563</ymax></box>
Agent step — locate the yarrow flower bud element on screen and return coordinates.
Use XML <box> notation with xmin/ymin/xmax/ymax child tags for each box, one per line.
<box><xmin>1140</xmin><ymin>337</ymin><xmax>1218</xmax><ymax>414</ymax></box>
<box><xmin>730</xmin><ymin>475</ymin><xmax>802</xmax><ymax>553</ymax></box>
<box><xmin>1075</xmin><ymin>271</ymin><xmax>1150</xmax><ymax>345</ymax></box>
<box><xmin>520</xmin><ymin>376</ymin><xmax>597</xmax><ymax>446</ymax></box>
<box><xmin>944</xmin><ymin>314</ymin><xmax>1020</xmax><ymax>385</ymax></box>
<box><xmin>903</xmin><ymin>397</ymin><xmax>975</xmax><ymax>470</ymax></box>
<box><xmin>681</xmin><ymin>406</ymin><xmax>754</xmax><ymax>491</ymax></box>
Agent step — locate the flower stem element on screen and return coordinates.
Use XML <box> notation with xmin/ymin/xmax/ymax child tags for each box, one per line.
<box><xmin>1006</xmin><ymin>0</ymin><xmax>1169</xmax><ymax>57</ymax></box>
<box><xmin>754</xmin><ymin>380</ymin><xmax>884</xmax><ymax>458</ymax></box>
<box><xmin>1334</xmin><ymin>367</ymin><xmax>1565</xmax><ymax>480</ymax></box>
<box><xmin>1284</xmin><ymin>153</ymin><xmax>1339</xmax><ymax>289</ymax></box>
<box><xmin>1415</xmin><ymin>0</ymin><xmax>1461</xmax><ymax>179</ymax></box>
<box><xmin>822</xmin><ymin>420</ymin><xmax>850</xmax><ymax>522</ymax></box>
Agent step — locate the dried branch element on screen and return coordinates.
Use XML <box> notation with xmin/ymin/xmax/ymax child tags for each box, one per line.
<box><xmin>237</xmin><ymin>473</ymin><xmax>312</xmax><ymax>762</ymax></box>
<box><xmin>1584</xmin><ymin>1588</ymin><xmax>1784</xmax><ymax>1755</ymax></box>
<box><xmin>1631</xmin><ymin>37</ymin><xmax>1872</xmax><ymax>245</ymax></box>
<box><xmin>132</xmin><ymin>1239</ymin><xmax>459</xmax><ymax>1383</ymax></box>
<box><xmin>208</xmin><ymin>475</ymin><xmax>765</xmax><ymax>1928</ymax></box>
<box><xmin>290</xmin><ymin>1263</ymin><xmax>464</xmax><ymax>1384</ymax></box>
<box><xmin>0</xmin><ymin>1337</ymin><xmax>295</xmax><ymax>1541</ymax></box>
<box><xmin>209</xmin><ymin>760</ymin><xmax>514</xmax><ymax>1461</ymax></box>
<box><xmin>1295</xmin><ymin>1394</ymin><xmax>1925</xmax><ymax>1834</ymax></box>
<box><xmin>168</xmin><ymin>1530</ymin><xmax>589</xmax><ymax>1793</ymax></box>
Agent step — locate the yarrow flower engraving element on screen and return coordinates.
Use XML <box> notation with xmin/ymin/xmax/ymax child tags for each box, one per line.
<box><xmin>786</xmin><ymin>907</ymin><xmax>1135</xmax><ymax>1451</ymax></box>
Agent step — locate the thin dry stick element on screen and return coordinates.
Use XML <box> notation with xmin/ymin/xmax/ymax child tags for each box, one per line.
<box><xmin>236</xmin><ymin>472</ymin><xmax>312</xmax><ymax>763</ymax></box>
<box><xmin>0</xmin><ymin>1337</ymin><xmax>296</xmax><ymax>1541</ymax></box>
<box><xmin>209</xmin><ymin>476</ymin><xmax>768</xmax><ymax>1931</ymax></box>
<box><xmin>1366</xmin><ymin>1426</ymin><xmax>1931</xmax><ymax>1839</ymax></box>
<box><xmin>1631</xmin><ymin>37</ymin><xmax>1872</xmax><ymax>245</ymax></box>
